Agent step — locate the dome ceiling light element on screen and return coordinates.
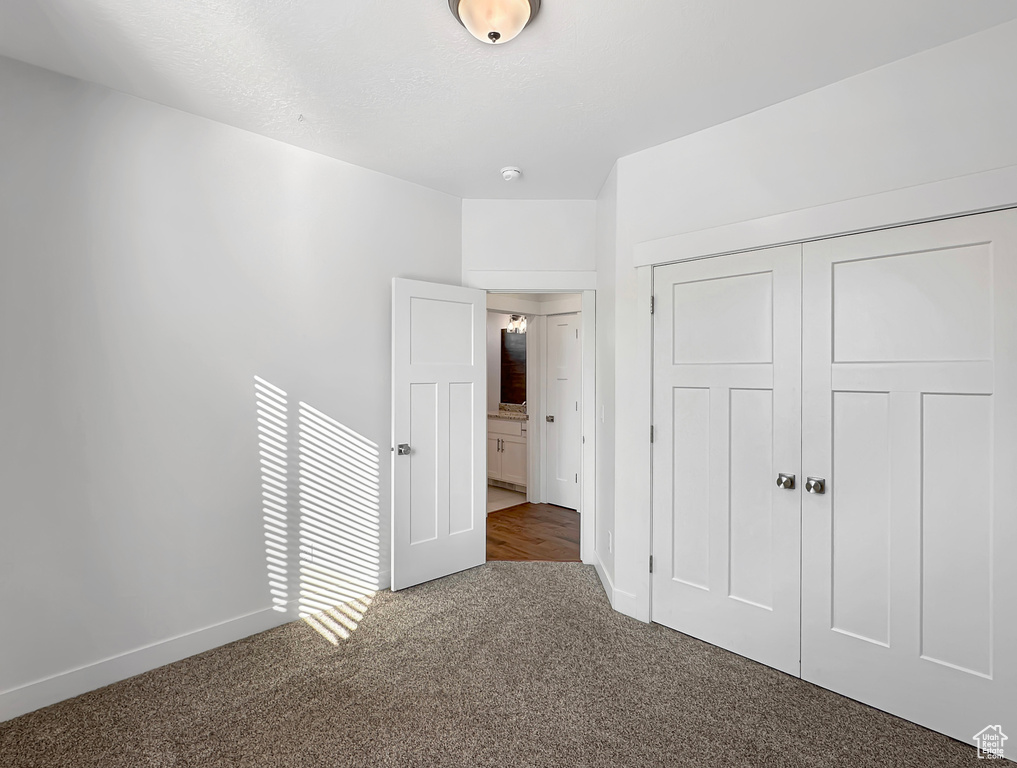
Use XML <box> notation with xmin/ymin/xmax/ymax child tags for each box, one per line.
<box><xmin>448</xmin><ymin>0</ymin><xmax>540</xmax><ymax>45</ymax></box>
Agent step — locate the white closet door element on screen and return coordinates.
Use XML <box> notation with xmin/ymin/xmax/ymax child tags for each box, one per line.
<box><xmin>546</xmin><ymin>313</ymin><xmax>581</xmax><ymax>509</ymax></box>
<box><xmin>801</xmin><ymin>210</ymin><xmax>1017</xmax><ymax>744</ymax></box>
<box><xmin>652</xmin><ymin>245</ymin><xmax>802</xmax><ymax>675</ymax></box>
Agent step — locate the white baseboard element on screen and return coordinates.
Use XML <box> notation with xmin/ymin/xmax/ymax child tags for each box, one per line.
<box><xmin>589</xmin><ymin>550</ymin><xmax>651</xmax><ymax>623</ymax></box>
<box><xmin>589</xmin><ymin>548</ymin><xmax>615</xmax><ymax>606</ymax></box>
<box><xmin>0</xmin><ymin>603</ymin><xmax>294</xmax><ymax>723</ymax></box>
<box><xmin>612</xmin><ymin>587</ymin><xmax>649</xmax><ymax>623</ymax></box>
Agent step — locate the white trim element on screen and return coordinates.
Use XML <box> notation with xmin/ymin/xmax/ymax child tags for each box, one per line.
<box><xmin>589</xmin><ymin>549</ymin><xmax>644</xmax><ymax>620</ymax></box>
<box><xmin>590</xmin><ymin>549</ymin><xmax>615</xmax><ymax>607</ymax></box>
<box><xmin>634</xmin><ymin>164</ymin><xmax>1017</xmax><ymax>266</ymax></box>
<box><xmin>631</xmin><ymin>266</ymin><xmax>654</xmax><ymax>625</ymax></box>
<box><xmin>486</xmin><ymin>295</ymin><xmax>543</xmax><ymax>315</ymax></box>
<box><xmin>0</xmin><ymin>603</ymin><xmax>294</xmax><ymax>722</ymax></box>
<box><xmin>580</xmin><ymin>291</ymin><xmax>596</xmax><ymax>565</ymax></box>
<box><xmin>542</xmin><ymin>295</ymin><xmax>584</xmax><ymax>315</ymax></box>
<box><xmin>478</xmin><ymin>280</ymin><xmax>597</xmax><ymax>570</ymax></box>
<box><xmin>530</xmin><ymin>315</ymin><xmax>546</xmax><ymax>504</ymax></box>
<box><xmin>612</xmin><ymin>588</ymin><xmax>647</xmax><ymax>622</ymax></box>
<box><xmin>465</xmin><ymin>270</ymin><xmax>597</xmax><ymax>291</ymax></box>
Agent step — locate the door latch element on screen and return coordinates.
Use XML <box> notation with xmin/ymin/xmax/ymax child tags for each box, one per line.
<box><xmin>805</xmin><ymin>476</ymin><xmax>826</xmax><ymax>494</ymax></box>
<box><xmin>546</xmin><ymin>415</ymin><xmax>555</xmax><ymax>422</ymax></box>
<box><xmin>397</xmin><ymin>444</ymin><xmax>411</xmax><ymax>456</ymax></box>
<box><xmin>776</xmin><ymin>473</ymin><xmax>795</xmax><ymax>490</ymax></box>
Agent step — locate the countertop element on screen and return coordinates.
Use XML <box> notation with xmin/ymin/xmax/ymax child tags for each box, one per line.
<box><xmin>488</xmin><ymin>411</ymin><xmax>528</xmax><ymax>421</ymax></box>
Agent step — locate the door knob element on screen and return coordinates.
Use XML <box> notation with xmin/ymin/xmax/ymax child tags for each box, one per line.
<box><xmin>805</xmin><ymin>476</ymin><xmax>826</xmax><ymax>494</ymax></box>
<box><xmin>397</xmin><ymin>443</ymin><xmax>411</xmax><ymax>456</ymax></box>
<box><xmin>776</xmin><ymin>473</ymin><xmax>795</xmax><ymax>490</ymax></box>
<box><xmin>546</xmin><ymin>415</ymin><xmax>555</xmax><ymax>422</ymax></box>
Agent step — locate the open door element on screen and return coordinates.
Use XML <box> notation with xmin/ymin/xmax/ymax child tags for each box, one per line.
<box><xmin>392</xmin><ymin>278</ymin><xmax>487</xmax><ymax>590</ymax></box>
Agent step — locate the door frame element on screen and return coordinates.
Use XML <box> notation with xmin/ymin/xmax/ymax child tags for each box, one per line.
<box><xmin>466</xmin><ymin>274</ymin><xmax>597</xmax><ymax>566</ymax></box>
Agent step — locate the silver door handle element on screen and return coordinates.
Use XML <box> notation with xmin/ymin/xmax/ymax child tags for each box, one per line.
<box><xmin>397</xmin><ymin>443</ymin><xmax>411</xmax><ymax>456</ymax></box>
<box><xmin>805</xmin><ymin>476</ymin><xmax>826</xmax><ymax>494</ymax></box>
<box><xmin>776</xmin><ymin>473</ymin><xmax>795</xmax><ymax>490</ymax></box>
<box><xmin>498</xmin><ymin>438</ymin><xmax>503</xmax><ymax>452</ymax></box>
<box><xmin>546</xmin><ymin>415</ymin><xmax>555</xmax><ymax>422</ymax></box>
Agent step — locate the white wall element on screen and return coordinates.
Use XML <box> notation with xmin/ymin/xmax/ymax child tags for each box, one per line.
<box><xmin>621</xmin><ymin>20</ymin><xmax>1017</xmax><ymax>248</ymax></box>
<box><xmin>607</xmin><ymin>20</ymin><xmax>1017</xmax><ymax>621</ymax></box>
<box><xmin>0</xmin><ymin>56</ymin><xmax>461</xmax><ymax>718</ymax></box>
<box><xmin>462</xmin><ymin>199</ymin><xmax>596</xmax><ymax>278</ymax></box>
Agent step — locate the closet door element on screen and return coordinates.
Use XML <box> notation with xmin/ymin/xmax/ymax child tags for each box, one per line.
<box><xmin>652</xmin><ymin>245</ymin><xmax>802</xmax><ymax>675</ymax></box>
<box><xmin>801</xmin><ymin>210</ymin><xmax>1017</xmax><ymax>744</ymax></box>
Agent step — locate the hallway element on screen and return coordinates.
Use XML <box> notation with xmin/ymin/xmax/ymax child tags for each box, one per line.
<box><xmin>486</xmin><ymin>503</ymin><xmax>580</xmax><ymax>562</ymax></box>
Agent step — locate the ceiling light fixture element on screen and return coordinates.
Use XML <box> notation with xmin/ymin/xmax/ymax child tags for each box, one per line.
<box><xmin>507</xmin><ymin>315</ymin><xmax>527</xmax><ymax>333</ymax></box>
<box><xmin>448</xmin><ymin>0</ymin><xmax>540</xmax><ymax>45</ymax></box>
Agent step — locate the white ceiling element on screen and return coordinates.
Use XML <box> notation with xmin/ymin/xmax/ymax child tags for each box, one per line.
<box><xmin>2</xmin><ymin>1</ymin><xmax>1016</xmax><ymax>199</ymax></box>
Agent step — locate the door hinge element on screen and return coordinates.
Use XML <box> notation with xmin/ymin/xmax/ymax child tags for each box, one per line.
<box><xmin>649</xmin><ymin>555</ymin><xmax>654</xmax><ymax>573</ymax></box>
<box><xmin>650</xmin><ymin>425</ymin><xmax>654</xmax><ymax>443</ymax></box>
<box><xmin>650</xmin><ymin>295</ymin><xmax>655</xmax><ymax>315</ymax></box>
<box><xmin>575</xmin><ymin>473</ymin><xmax>578</xmax><ymax>483</ymax></box>
<box><xmin>576</xmin><ymin>328</ymin><xmax>579</xmax><ymax>339</ymax></box>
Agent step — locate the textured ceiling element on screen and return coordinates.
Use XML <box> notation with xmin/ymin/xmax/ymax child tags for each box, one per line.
<box><xmin>2</xmin><ymin>1</ymin><xmax>1016</xmax><ymax>199</ymax></box>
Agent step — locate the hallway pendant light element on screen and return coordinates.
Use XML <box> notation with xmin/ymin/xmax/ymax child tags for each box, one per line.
<box><xmin>449</xmin><ymin>0</ymin><xmax>540</xmax><ymax>44</ymax></box>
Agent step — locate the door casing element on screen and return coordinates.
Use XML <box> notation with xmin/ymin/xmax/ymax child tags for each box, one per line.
<box><xmin>471</xmin><ymin>281</ymin><xmax>597</xmax><ymax>565</ymax></box>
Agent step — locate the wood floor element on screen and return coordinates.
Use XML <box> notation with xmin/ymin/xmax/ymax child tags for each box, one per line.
<box><xmin>487</xmin><ymin>485</ymin><xmax>527</xmax><ymax>514</ymax></box>
<box><xmin>486</xmin><ymin>502</ymin><xmax>580</xmax><ymax>562</ymax></box>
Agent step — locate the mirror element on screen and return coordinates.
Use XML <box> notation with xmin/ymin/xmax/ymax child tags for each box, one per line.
<box><xmin>500</xmin><ymin>328</ymin><xmax>526</xmax><ymax>405</ymax></box>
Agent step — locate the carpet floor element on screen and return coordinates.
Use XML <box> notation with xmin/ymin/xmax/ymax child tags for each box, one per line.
<box><xmin>0</xmin><ymin>563</ymin><xmax>978</xmax><ymax>767</ymax></box>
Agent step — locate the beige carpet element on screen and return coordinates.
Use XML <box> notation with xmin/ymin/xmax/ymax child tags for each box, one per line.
<box><xmin>0</xmin><ymin>563</ymin><xmax>978</xmax><ymax>767</ymax></box>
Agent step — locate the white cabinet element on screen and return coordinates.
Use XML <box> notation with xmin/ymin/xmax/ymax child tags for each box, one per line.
<box><xmin>651</xmin><ymin>209</ymin><xmax>1017</xmax><ymax>747</ymax></box>
<box><xmin>488</xmin><ymin>418</ymin><xmax>527</xmax><ymax>487</ymax></box>
<box><xmin>499</xmin><ymin>434</ymin><xmax>527</xmax><ymax>485</ymax></box>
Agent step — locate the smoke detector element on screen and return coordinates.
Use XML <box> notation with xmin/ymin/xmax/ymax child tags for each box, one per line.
<box><xmin>501</xmin><ymin>166</ymin><xmax>522</xmax><ymax>182</ymax></box>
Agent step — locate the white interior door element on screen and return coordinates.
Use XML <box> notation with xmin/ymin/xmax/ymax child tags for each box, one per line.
<box><xmin>652</xmin><ymin>245</ymin><xmax>802</xmax><ymax>675</ymax></box>
<box><xmin>391</xmin><ymin>278</ymin><xmax>486</xmax><ymax>591</ymax></box>
<box><xmin>545</xmin><ymin>313</ymin><xmax>581</xmax><ymax>509</ymax></box>
<box><xmin>801</xmin><ymin>210</ymin><xmax>1017</xmax><ymax>744</ymax></box>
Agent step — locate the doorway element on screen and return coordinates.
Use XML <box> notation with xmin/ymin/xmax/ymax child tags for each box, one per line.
<box><xmin>485</xmin><ymin>292</ymin><xmax>587</xmax><ymax>562</ymax></box>
<box><xmin>389</xmin><ymin>278</ymin><xmax>595</xmax><ymax>590</ymax></box>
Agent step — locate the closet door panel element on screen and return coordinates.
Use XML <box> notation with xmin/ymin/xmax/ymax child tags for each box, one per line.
<box><xmin>801</xmin><ymin>210</ymin><xmax>1017</xmax><ymax>746</ymax></box>
<box><xmin>652</xmin><ymin>244</ymin><xmax>802</xmax><ymax>676</ymax></box>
